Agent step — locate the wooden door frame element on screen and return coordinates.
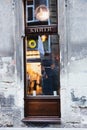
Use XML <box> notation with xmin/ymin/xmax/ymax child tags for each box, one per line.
<box><xmin>22</xmin><ymin>0</ymin><xmax>61</xmax><ymax>123</ymax></box>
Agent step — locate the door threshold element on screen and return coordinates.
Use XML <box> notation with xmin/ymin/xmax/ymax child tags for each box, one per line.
<box><xmin>22</xmin><ymin>116</ymin><xmax>61</xmax><ymax>123</ymax></box>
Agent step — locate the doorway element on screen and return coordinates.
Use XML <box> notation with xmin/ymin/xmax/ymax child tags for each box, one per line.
<box><xmin>22</xmin><ymin>0</ymin><xmax>61</xmax><ymax>123</ymax></box>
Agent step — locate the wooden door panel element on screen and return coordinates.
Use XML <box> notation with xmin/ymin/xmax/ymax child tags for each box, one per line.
<box><xmin>24</xmin><ymin>98</ymin><xmax>60</xmax><ymax>117</ymax></box>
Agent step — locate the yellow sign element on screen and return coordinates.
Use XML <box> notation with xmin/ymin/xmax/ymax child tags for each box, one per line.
<box><xmin>28</xmin><ymin>40</ymin><xmax>36</xmax><ymax>49</ymax></box>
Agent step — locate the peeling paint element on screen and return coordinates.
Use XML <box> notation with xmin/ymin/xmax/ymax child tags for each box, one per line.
<box><xmin>71</xmin><ymin>89</ymin><xmax>87</xmax><ymax>106</ymax></box>
<box><xmin>0</xmin><ymin>94</ymin><xmax>14</xmax><ymax>107</ymax></box>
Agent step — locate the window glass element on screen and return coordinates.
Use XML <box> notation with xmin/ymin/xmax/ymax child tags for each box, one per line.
<box><xmin>27</xmin><ymin>7</ymin><xmax>33</xmax><ymax>21</ymax></box>
<box><xmin>26</xmin><ymin>35</ymin><xmax>60</xmax><ymax>96</ymax></box>
<box><xmin>35</xmin><ymin>0</ymin><xmax>47</xmax><ymax>9</ymax></box>
<box><xmin>26</xmin><ymin>0</ymin><xmax>57</xmax><ymax>25</ymax></box>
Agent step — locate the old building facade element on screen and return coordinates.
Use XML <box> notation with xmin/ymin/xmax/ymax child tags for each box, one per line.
<box><xmin>0</xmin><ymin>0</ymin><xmax>87</xmax><ymax>128</ymax></box>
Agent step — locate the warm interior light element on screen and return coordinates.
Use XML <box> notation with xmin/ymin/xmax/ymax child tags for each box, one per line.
<box><xmin>35</xmin><ymin>5</ymin><xmax>50</xmax><ymax>21</ymax></box>
<box><xmin>41</xmin><ymin>35</ymin><xmax>47</xmax><ymax>42</ymax></box>
<box><xmin>26</xmin><ymin>51</ymin><xmax>40</xmax><ymax>59</ymax></box>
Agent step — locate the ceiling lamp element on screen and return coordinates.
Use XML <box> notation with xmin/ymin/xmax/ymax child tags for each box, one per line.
<box><xmin>35</xmin><ymin>5</ymin><xmax>50</xmax><ymax>21</ymax></box>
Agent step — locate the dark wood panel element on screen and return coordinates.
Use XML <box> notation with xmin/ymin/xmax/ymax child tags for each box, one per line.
<box><xmin>22</xmin><ymin>116</ymin><xmax>61</xmax><ymax>123</ymax></box>
<box><xmin>24</xmin><ymin>99</ymin><xmax>60</xmax><ymax>117</ymax></box>
<box><xmin>25</xmin><ymin>25</ymin><xmax>58</xmax><ymax>35</ymax></box>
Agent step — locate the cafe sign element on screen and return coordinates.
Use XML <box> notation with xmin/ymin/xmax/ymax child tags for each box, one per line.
<box><xmin>25</xmin><ymin>25</ymin><xmax>57</xmax><ymax>35</ymax></box>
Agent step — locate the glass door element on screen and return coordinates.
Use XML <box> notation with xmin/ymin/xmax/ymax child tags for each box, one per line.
<box><xmin>26</xmin><ymin>34</ymin><xmax>60</xmax><ymax>96</ymax></box>
<box><xmin>23</xmin><ymin>0</ymin><xmax>60</xmax><ymax>123</ymax></box>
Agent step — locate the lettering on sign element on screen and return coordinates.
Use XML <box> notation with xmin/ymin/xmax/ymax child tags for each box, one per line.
<box><xmin>26</xmin><ymin>25</ymin><xmax>57</xmax><ymax>35</ymax></box>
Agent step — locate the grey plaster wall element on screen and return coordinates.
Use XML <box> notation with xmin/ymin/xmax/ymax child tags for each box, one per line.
<box><xmin>59</xmin><ymin>0</ymin><xmax>87</xmax><ymax>125</ymax></box>
<box><xmin>0</xmin><ymin>0</ymin><xmax>24</xmax><ymax>127</ymax></box>
<box><xmin>0</xmin><ymin>0</ymin><xmax>14</xmax><ymax>56</ymax></box>
<box><xmin>15</xmin><ymin>0</ymin><xmax>24</xmax><ymax>81</ymax></box>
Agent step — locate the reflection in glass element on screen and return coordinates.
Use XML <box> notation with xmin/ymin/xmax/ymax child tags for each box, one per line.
<box><xmin>26</xmin><ymin>35</ymin><xmax>60</xmax><ymax>96</ymax></box>
<box><xmin>35</xmin><ymin>5</ymin><xmax>50</xmax><ymax>21</ymax></box>
<box><xmin>25</xmin><ymin>0</ymin><xmax>58</xmax><ymax>96</ymax></box>
<box><xmin>26</xmin><ymin>0</ymin><xmax>57</xmax><ymax>25</ymax></box>
<box><xmin>26</xmin><ymin>62</ymin><xmax>42</xmax><ymax>95</ymax></box>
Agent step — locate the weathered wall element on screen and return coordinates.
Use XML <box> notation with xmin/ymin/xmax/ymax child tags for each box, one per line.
<box><xmin>59</xmin><ymin>0</ymin><xmax>87</xmax><ymax>127</ymax></box>
<box><xmin>0</xmin><ymin>0</ymin><xmax>14</xmax><ymax>56</ymax></box>
<box><xmin>0</xmin><ymin>0</ymin><xmax>87</xmax><ymax>128</ymax></box>
<box><xmin>0</xmin><ymin>0</ymin><xmax>24</xmax><ymax>127</ymax></box>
